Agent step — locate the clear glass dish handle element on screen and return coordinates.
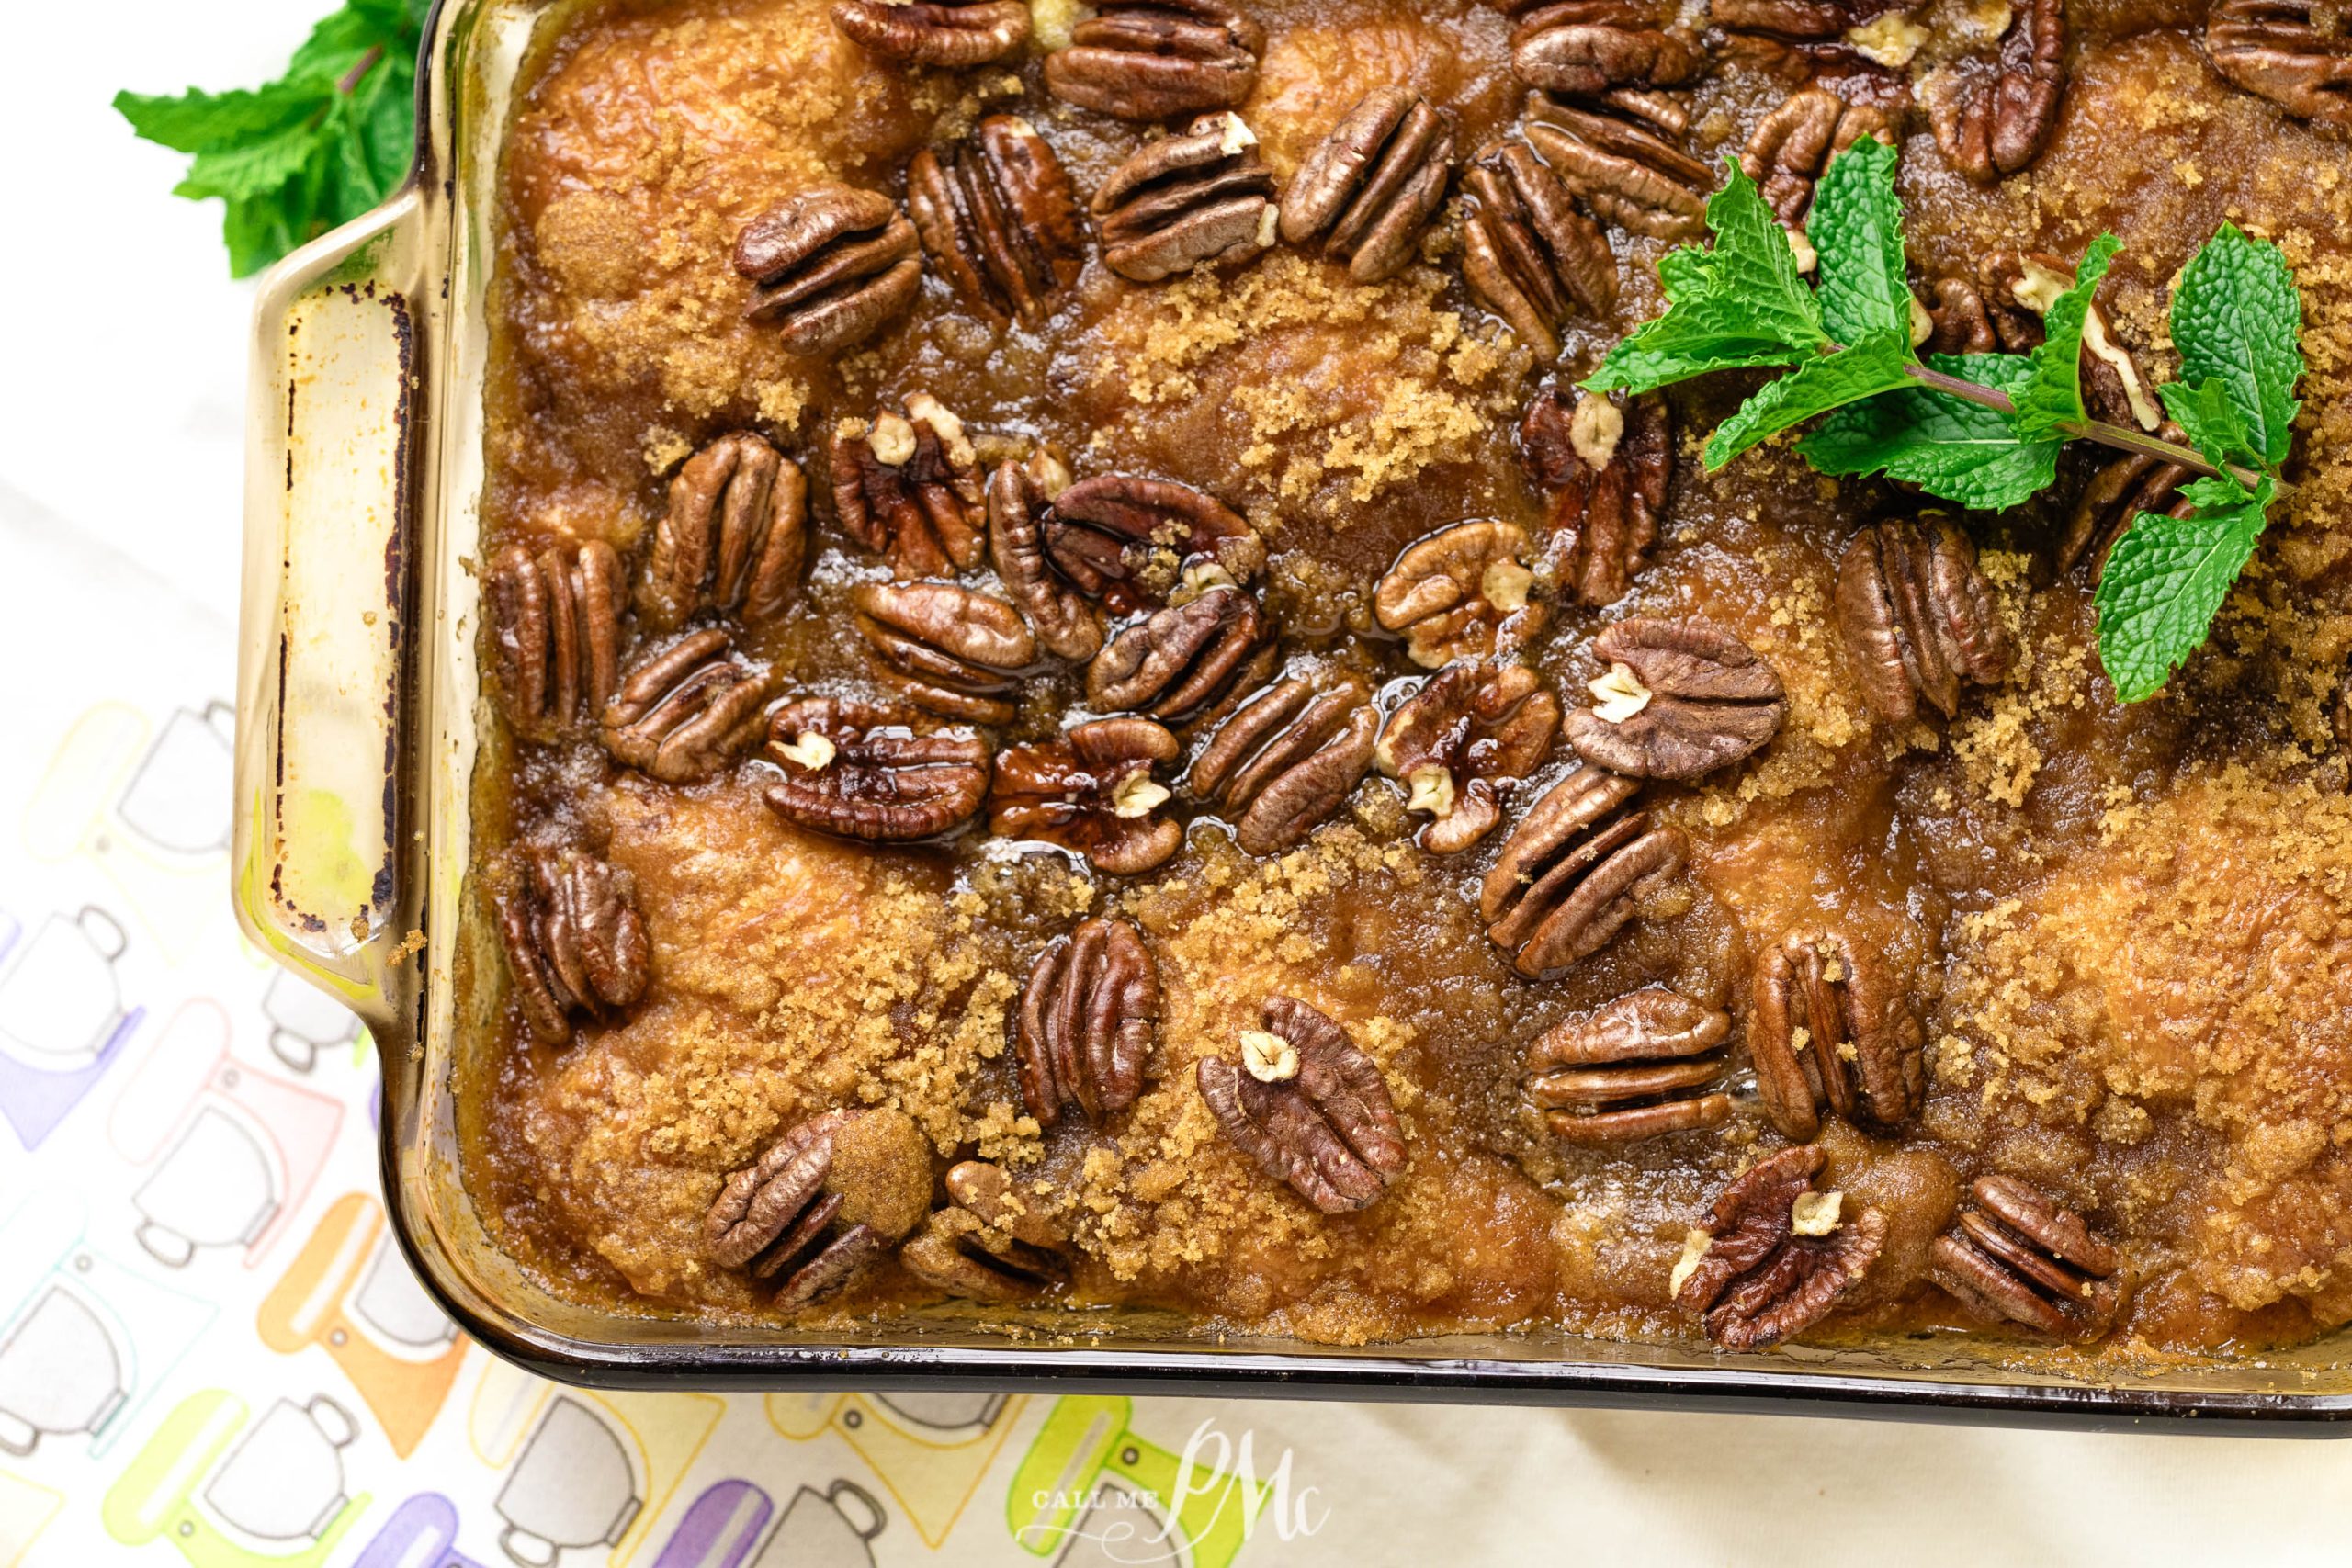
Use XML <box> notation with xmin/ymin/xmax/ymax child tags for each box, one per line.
<box><xmin>232</xmin><ymin>189</ymin><xmax>426</xmax><ymax>1036</ymax></box>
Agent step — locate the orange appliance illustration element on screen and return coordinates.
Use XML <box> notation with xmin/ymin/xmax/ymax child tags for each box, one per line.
<box><xmin>257</xmin><ymin>1192</ymin><xmax>468</xmax><ymax>1457</ymax></box>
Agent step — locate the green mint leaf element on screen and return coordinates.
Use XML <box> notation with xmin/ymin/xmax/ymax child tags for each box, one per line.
<box><xmin>1808</xmin><ymin>137</ymin><xmax>1910</xmax><ymax>350</ymax></box>
<box><xmin>2010</xmin><ymin>233</ymin><xmax>2120</xmax><ymax>444</ymax></box>
<box><xmin>2092</xmin><ymin>474</ymin><xmax>2274</xmax><ymax>702</ymax></box>
<box><xmin>2156</xmin><ymin>378</ymin><xmax>2261</xmax><ymax>474</ymax></box>
<box><xmin>1702</xmin><ymin>335</ymin><xmax>1916</xmax><ymax>469</ymax></box>
<box><xmin>117</xmin><ymin>0</ymin><xmax>424</xmax><ymax>277</ymax></box>
<box><xmin>1586</xmin><ymin>158</ymin><xmax>1827</xmax><ymax>395</ymax></box>
<box><xmin>2170</xmin><ymin>224</ymin><xmax>2304</xmax><ymax>467</ymax></box>
<box><xmin>112</xmin><ymin>81</ymin><xmax>325</xmax><ymax>153</ymax></box>
<box><xmin>175</xmin><ymin>122</ymin><xmax>333</xmax><ymax>202</ymax></box>
<box><xmin>1797</xmin><ymin>352</ymin><xmax>2061</xmax><ymax>510</ymax></box>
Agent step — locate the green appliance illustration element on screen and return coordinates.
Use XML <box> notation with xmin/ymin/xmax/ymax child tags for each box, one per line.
<box><xmin>101</xmin><ymin>1388</ymin><xmax>368</xmax><ymax>1567</ymax></box>
<box><xmin>1008</xmin><ymin>1397</ymin><xmax>1263</xmax><ymax>1568</ymax></box>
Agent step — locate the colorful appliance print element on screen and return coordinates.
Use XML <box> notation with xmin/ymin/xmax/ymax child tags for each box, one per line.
<box><xmin>0</xmin><ymin>903</ymin><xmax>143</xmax><ymax>1149</ymax></box>
<box><xmin>257</xmin><ymin>1192</ymin><xmax>466</xmax><ymax>1457</ymax></box>
<box><xmin>107</xmin><ymin>999</ymin><xmax>342</xmax><ymax>1268</ymax></box>
<box><xmin>766</xmin><ymin>1392</ymin><xmax>1024</xmax><ymax>1548</ymax></box>
<box><xmin>757</xmin><ymin>1482</ymin><xmax>886</xmax><ymax>1568</ymax></box>
<box><xmin>649</xmin><ymin>1482</ymin><xmax>771</xmax><ymax>1568</ymax></box>
<box><xmin>349</xmin><ymin>1493</ymin><xmax>489</xmax><ymax>1568</ymax></box>
<box><xmin>1008</xmin><ymin>1397</ymin><xmax>1264</xmax><ymax>1568</ymax></box>
<box><xmin>102</xmin><ymin>1389</ymin><xmax>370</xmax><ymax>1567</ymax></box>
<box><xmin>0</xmin><ymin>1471</ymin><xmax>62</xmax><ymax>1567</ymax></box>
<box><xmin>258</xmin><ymin>969</ymin><xmax>363</xmax><ymax>1076</ymax></box>
<box><xmin>23</xmin><ymin>702</ymin><xmax>243</xmax><ymax>963</ymax></box>
<box><xmin>0</xmin><ymin>1195</ymin><xmax>213</xmax><ymax>1459</ymax></box>
<box><xmin>469</xmin><ymin>1362</ymin><xmax>722</xmax><ymax>1567</ymax></box>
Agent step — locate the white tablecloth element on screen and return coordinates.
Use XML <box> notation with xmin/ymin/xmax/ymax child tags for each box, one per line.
<box><xmin>1</xmin><ymin>5</ymin><xmax>2345</xmax><ymax>1562</ymax></box>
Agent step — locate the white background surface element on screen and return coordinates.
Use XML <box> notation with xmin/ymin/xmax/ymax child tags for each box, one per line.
<box><xmin>4</xmin><ymin>3</ymin><xmax>2351</xmax><ymax>1562</ymax></box>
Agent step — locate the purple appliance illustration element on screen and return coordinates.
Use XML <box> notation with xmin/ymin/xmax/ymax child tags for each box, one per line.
<box><xmin>350</xmin><ymin>1493</ymin><xmax>492</xmax><ymax>1568</ymax></box>
<box><xmin>0</xmin><ymin>905</ymin><xmax>144</xmax><ymax>1148</ymax></box>
<box><xmin>650</xmin><ymin>1482</ymin><xmax>772</xmax><ymax>1568</ymax></box>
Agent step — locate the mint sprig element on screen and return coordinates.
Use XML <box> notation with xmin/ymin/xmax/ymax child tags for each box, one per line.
<box><xmin>1580</xmin><ymin>140</ymin><xmax>2305</xmax><ymax>705</ymax></box>
<box><xmin>116</xmin><ymin>0</ymin><xmax>428</xmax><ymax>277</ymax></box>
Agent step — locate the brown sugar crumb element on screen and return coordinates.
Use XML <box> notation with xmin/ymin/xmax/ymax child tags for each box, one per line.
<box><xmin>1939</xmin><ymin>768</ymin><xmax>2352</xmax><ymax>1317</ymax></box>
<box><xmin>1090</xmin><ymin>252</ymin><xmax>1531</xmax><ymax>519</ymax></box>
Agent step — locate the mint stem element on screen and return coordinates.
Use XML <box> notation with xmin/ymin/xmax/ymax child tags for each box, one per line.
<box><xmin>336</xmin><ymin>45</ymin><xmax>384</xmax><ymax>96</ymax></box>
<box><xmin>1900</xmin><ymin>362</ymin><xmax>2262</xmax><ymax>489</ymax></box>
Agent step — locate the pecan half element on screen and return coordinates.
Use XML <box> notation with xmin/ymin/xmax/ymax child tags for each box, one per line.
<box><xmin>2057</xmin><ymin>441</ymin><xmax>2194</xmax><ymax>582</ymax></box>
<box><xmin>1374</xmin><ymin>520</ymin><xmax>1544</xmax><ymax>670</ymax></box>
<box><xmin>1190</xmin><ymin>678</ymin><xmax>1380</xmax><ymax>854</ymax></box>
<box><xmin>760</xmin><ymin>696</ymin><xmax>991</xmax><ymax>842</ymax></box>
<box><xmin>1708</xmin><ymin>0</ymin><xmax>1922</xmax><ymax>40</ymax></box>
<box><xmin>831</xmin><ymin>395</ymin><xmax>986</xmax><ymax>578</ymax></box>
<box><xmin>1091</xmin><ymin>112</ymin><xmax>1277</xmax><ymax>282</ymax></box>
<box><xmin>1279</xmin><ymin>87</ymin><xmax>1457</xmax><ymax>284</ymax></box>
<box><xmin>831</xmin><ymin>0</ymin><xmax>1030</xmax><ymax>66</ymax></box>
<box><xmin>1527</xmin><ymin>987</ymin><xmax>1731</xmax><ymax>1142</ymax></box>
<box><xmin>1086</xmin><ymin>584</ymin><xmax>1276</xmax><ymax>723</ymax></box>
<box><xmin>1750</xmin><ymin>929</ymin><xmax>1925</xmax><ymax>1141</ymax></box>
<box><xmin>899</xmin><ymin>1161</ymin><xmax>1073</xmax><ymax>1303</ymax></box>
<box><xmin>643</xmin><ymin>433</ymin><xmax>808</xmax><ymax>633</ymax></box>
<box><xmin>1016</xmin><ymin>915</ymin><xmax>1159</xmax><ymax>1126</ymax></box>
<box><xmin>1740</xmin><ymin>88</ymin><xmax>1895</xmax><ymax>224</ymax></box>
<box><xmin>1518</xmin><ymin>386</ymin><xmax>1673</xmax><ymax>608</ymax></box>
<box><xmin>1375</xmin><ymin>663</ymin><xmax>1561</xmax><ymax>854</ymax></box>
<box><xmin>1481</xmin><ymin>763</ymin><xmax>1685</xmax><ymax>977</ymax></box>
<box><xmin>989</xmin><ymin>449</ymin><xmax>1103</xmax><ymax>660</ymax></box>
<box><xmin>494</xmin><ymin>845</ymin><xmax>649</xmax><ymax>1044</ymax></box>
<box><xmin>1835</xmin><ymin>519</ymin><xmax>2010</xmax><ymax>723</ymax></box>
<box><xmin>706</xmin><ymin>1108</ymin><xmax>933</xmax><ymax>1305</ymax></box>
<box><xmin>2206</xmin><ymin>0</ymin><xmax>2352</xmax><ymax>125</ymax></box>
<box><xmin>1930</xmin><ymin>1175</ymin><xmax>2124</xmax><ymax>1338</ymax></box>
<box><xmin>734</xmin><ymin>185</ymin><xmax>922</xmax><ymax>355</ymax></box>
<box><xmin>1045</xmin><ymin>0</ymin><xmax>1264</xmax><ymax>121</ymax></box>
<box><xmin>1921</xmin><ymin>275</ymin><xmax>2041</xmax><ymax>356</ymax></box>
<box><xmin>1521</xmin><ymin>92</ymin><xmax>1713</xmax><ymax>243</ymax></box>
<box><xmin>488</xmin><ymin>539</ymin><xmax>626</xmax><ymax>739</ymax></box>
<box><xmin>1504</xmin><ymin>0</ymin><xmax>1706</xmax><ymax>95</ymax></box>
<box><xmin>1566</xmin><ymin>618</ymin><xmax>1787</xmax><ymax>781</ymax></box>
<box><xmin>907</xmin><ymin>115</ymin><xmax>1087</xmax><ymax>323</ymax></box>
<box><xmin>852</xmin><ymin>581</ymin><xmax>1037</xmax><ymax>725</ymax></box>
<box><xmin>1460</xmin><ymin>141</ymin><xmax>1615</xmax><ymax>363</ymax></box>
<box><xmin>1925</xmin><ymin>0</ymin><xmax>2066</xmax><ymax>183</ymax></box>
<box><xmin>1973</xmin><ymin>251</ymin><xmax>2159</xmax><ymax>430</ymax></box>
<box><xmin>1197</xmin><ymin>996</ymin><xmax>1408</xmax><ymax>1213</ymax></box>
<box><xmin>1042</xmin><ymin>473</ymin><xmax>1263</xmax><ymax>612</ymax></box>
<box><xmin>990</xmin><ymin>718</ymin><xmax>1183</xmax><ymax>873</ymax></box>
<box><xmin>1672</xmin><ymin>1145</ymin><xmax>1886</xmax><ymax>1349</ymax></box>
<box><xmin>600</xmin><ymin>629</ymin><xmax>769</xmax><ymax>784</ymax></box>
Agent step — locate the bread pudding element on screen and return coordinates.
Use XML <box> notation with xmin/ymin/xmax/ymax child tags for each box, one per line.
<box><xmin>459</xmin><ymin>0</ymin><xmax>2352</xmax><ymax>1359</ymax></box>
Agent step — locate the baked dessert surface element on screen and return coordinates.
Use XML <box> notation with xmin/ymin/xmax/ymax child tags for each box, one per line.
<box><xmin>465</xmin><ymin>0</ymin><xmax>2352</xmax><ymax>1358</ymax></box>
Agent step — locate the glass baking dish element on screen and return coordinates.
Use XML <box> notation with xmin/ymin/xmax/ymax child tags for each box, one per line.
<box><xmin>229</xmin><ymin>0</ymin><xmax>2352</xmax><ymax>1427</ymax></box>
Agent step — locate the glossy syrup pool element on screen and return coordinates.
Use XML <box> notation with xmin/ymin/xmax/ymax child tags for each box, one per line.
<box><xmin>460</xmin><ymin>0</ymin><xmax>2352</xmax><ymax>1359</ymax></box>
